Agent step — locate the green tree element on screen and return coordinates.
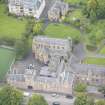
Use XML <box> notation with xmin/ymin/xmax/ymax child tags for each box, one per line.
<box><xmin>15</xmin><ymin>37</ymin><xmax>29</xmax><ymax>60</ymax></box>
<box><xmin>84</xmin><ymin>0</ymin><xmax>105</xmax><ymax>19</ymax></box>
<box><xmin>33</xmin><ymin>21</ymin><xmax>43</xmax><ymax>35</ymax></box>
<box><xmin>0</xmin><ymin>85</ymin><xmax>23</xmax><ymax>105</ymax></box>
<box><xmin>96</xmin><ymin>0</ymin><xmax>105</xmax><ymax>19</ymax></box>
<box><xmin>74</xmin><ymin>94</ymin><xmax>88</xmax><ymax>105</ymax></box>
<box><xmin>74</xmin><ymin>83</ymin><xmax>87</xmax><ymax>92</ymax></box>
<box><xmin>28</xmin><ymin>94</ymin><xmax>48</xmax><ymax>105</ymax></box>
<box><xmin>74</xmin><ymin>94</ymin><xmax>95</xmax><ymax>105</ymax></box>
<box><xmin>87</xmin><ymin>0</ymin><xmax>98</xmax><ymax>22</ymax></box>
<box><xmin>98</xmin><ymin>86</ymin><xmax>105</xmax><ymax>95</ymax></box>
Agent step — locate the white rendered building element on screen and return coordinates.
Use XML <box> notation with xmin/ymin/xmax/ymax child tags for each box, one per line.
<box><xmin>8</xmin><ymin>0</ymin><xmax>45</xmax><ymax>19</ymax></box>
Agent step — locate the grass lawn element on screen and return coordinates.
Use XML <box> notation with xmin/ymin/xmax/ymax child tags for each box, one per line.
<box><xmin>44</xmin><ymin>23</ymin><xmax>81</xmax><ymax>40</ymax></box>
<box><xmin>64</xmin><ymin>9</ymin><xmax>84</xmax><ymax>23</ymax></box>
<box><xmin>100</xmin><ymin>47</ymin><xmax>105</xmax><ymax>55</ymax></box>
<box><xmin>0</xmin><ymin>4</ymin><xmax>27</xmax><ymax>39</ymax></box>
<box><xmin>0</xmin><ymin>47</ymin><xmax>15</xmax><ymax>80</ymax></box>
<box><xmin>84</xmin><ymin>57</ymin><xmax>105</xmax><ymax>66</ymax></box>
<box><xmin>64</xmin><ymin>0</ymin><xmax>87</xmax><ymax>4</ymax></box>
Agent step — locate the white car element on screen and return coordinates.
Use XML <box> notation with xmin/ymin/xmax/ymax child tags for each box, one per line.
<box><xmin>51</xmin><ymin>93</ymin><xmax>57</xmax><ymax>97</ymax></box>
<box><xmin>23</xmin><ymin>92</ymin><xmax>30</xmax><ymax>97</ymax></box>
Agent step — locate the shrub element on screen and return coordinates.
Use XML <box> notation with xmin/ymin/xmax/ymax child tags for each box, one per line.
<box><xmin>74</xmin><ymin>82</ymin><xmax>87</xmax><ymax>92</ymax></box>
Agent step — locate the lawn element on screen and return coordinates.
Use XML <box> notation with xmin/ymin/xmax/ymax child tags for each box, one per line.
<box><xmin>100</xmin><ymin>47</ymin><xmax>105</xmax><ymax>55</ymax></box>
<box><xmin>64</xmin><ymin>9</ymin><xmax>84</xmax><ymax>23</ymax></box>
<box><xmin>64</xmin><ymin>0</ymin><xmax>87</xmax><ymax>4</ymax></box>
<box><xmin>0</xmin><ymin>4</ymin><xmax>27</xmax><ymax>39</ymax></box>
<box><xmin>44</xmin><ymin>23</ymin><xmax>81</xmax><ymax>40</ymax></box>
<box><xmin>84</xmin><ymin>57</ymin><xmax>105</xmax><ymax>66</ymax></box>
<box><xmin>0</xmin><ymin>47</ymin><xmax>15</xmax><ymax>80</ymax></box>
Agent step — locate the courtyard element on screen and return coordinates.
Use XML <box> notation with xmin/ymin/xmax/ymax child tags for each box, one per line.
<box><xmin>0</xmin><ymin>47</ymin><xmax>15</xmax><ymax>80</ymax></box>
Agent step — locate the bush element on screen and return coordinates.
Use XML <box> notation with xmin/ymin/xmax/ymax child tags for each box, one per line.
<box><xmin>74</xmin><ymin>82</ymin><xmax>87</xmax><ymax>92</ymax></box>
<box><xmin>86</xmin><ymin>44</ymin><xmax>97</xmax><ymax>51</ymax></box>
<box><xmin>98</xmin><ymin>86</ymin><xmax>105</xmax><ymax>94</ymax></box>
<box><xmin>33</xmin><ymin>21</ymin><xmax>43</xmax><ymax>36</ymax></box>
<box><xmin>28</xmin><ymin>94</ymin><xmax>48</xmax><ymax>105</ymax></box>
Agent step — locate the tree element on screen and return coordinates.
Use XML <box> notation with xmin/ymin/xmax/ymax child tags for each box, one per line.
<box><xmin>74</xmin><ymin>94</ymin><xmax>88</xmax><ymax>105</ymax></box>
<box><xmin>15</xmin><ymin>37</ymin><xmax>29</xmax><ymax>60</ymax></box>
<box><xmin>74</xmin><ymin>82</ymin><xmax>87</xmax><ymax>92</ymax></box>
<box><xmin>95</xmin><ymin>100</ymin><xmax>105</xmax><ymax>105</ymax></box>
<box><xmin>96</xmin><ymin>0</ymin><xmax>105</xmax><ymax>19</ymax></box>
<box><xmin>83</xmin><ymin>0</ymin><xmax>105</xmax><ymax>20</ymax></box>
<box><xmin>0</xmin><ymin>85</ymin><xmax>23</xmax><ymax>105</ymax></box>
<box><xmin>33</xmin><ymin>21</ymin><xmax>43</xmax><ymax>35</ymax></box>
<box><xmin>74</xmin><ymin>94</ymin><xmax>95</xmax><ymax>105</ymax></box>
<box><xmin>87</xmin><ymin>0</ymin><xmax>98</xmax><ymax>22</ymax></box>
<box><xmin>98</xmin><ymin>86</ymin><xmax>105</xmax><ymax>95</ymax></box>
<box><xmin>28</xmin><ymin>94</ymin><xmax>48</xmax><ymax>105</ymax></box>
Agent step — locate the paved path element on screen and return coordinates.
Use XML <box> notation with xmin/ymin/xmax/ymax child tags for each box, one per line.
<box><xmin>87</xmin><ymin>54</ymin><xmax>105</xmax><ymax>59</ymax></box>
<box><xmin>40</xmin><ymin>0</ymin><xmax>55</xmax><ymax>19</ymax></box>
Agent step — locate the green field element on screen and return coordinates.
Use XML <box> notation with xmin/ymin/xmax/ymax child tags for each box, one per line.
<box><xmin>84</xmin><ymin>57</ymin><xmax>105</xmax><ymax>65</ymax></box>
<box><xmin>64</xmin><ymin>0</ymin><xmax>87</xmax><ymax>4</ymax></box>
<box><xmin>44</xmin><ymin>23</ymin><xmax>81</xmax><ymax>40</ymax></box>
<box><xmin>0</xmin><ymin>47</ymin><xmax>15</xmax><ymax>80</ymax></box>
<box><xmin>0</xmin><ymin>4</ymin><xmax>27</xmax><ymax>39</ymax></box>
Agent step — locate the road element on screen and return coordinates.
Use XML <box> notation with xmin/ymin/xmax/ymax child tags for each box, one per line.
<box><xmin>22</xmin><ymin>90</ymin><xmax>75</xmax><ymax>105</ymax></box>
<box><xmin>41</xmin><ymin>93</ymin><xmax>74</xmax><ymax>105</ymax></box>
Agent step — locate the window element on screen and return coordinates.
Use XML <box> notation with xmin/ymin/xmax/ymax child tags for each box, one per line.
<box><xmin>27</xmin><ymin>86</ymin><xmax>33</xmax><ymax>89</ymax></box>
<box><xmin>20</xmin><ymin>7</ymin><xmax>23</xmax><ymax>9</ymax></box>
<box><xmin>62</xmin><ymin>47</ymin><xmax>64</xmax><ymax>49</ymax></box>
<box><xmin>29</xmin><ymin>8</ymin><xmax>32</xmax><ymax>11</ymax></box>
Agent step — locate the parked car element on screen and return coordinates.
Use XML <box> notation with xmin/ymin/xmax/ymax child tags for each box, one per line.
<box><xmin>65</xmin><ymin>95</ymin><xmax>73</xmax><ymax>99</ymax></box>
<box><xmin>51</xmin><ymin>93</ymin><xmax>57</xmax><ymax>97</ymax></box>
<box><xmin>52</xmin><ymin>101</ymin><xmax>60</xmax><ymax>105</ymax></box>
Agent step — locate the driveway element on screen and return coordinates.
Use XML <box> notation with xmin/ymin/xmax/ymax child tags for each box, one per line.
<box><xmin>22</xmin><ymin>90</ymin><xmax>75</xmax><ymax>105</ymax></box>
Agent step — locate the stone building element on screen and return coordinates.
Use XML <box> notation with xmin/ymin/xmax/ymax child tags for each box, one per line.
<box><xmin>48</xmin><ymin>0</ymin><xmax>69</xmax><ymax>21</ymax></box>
<box><xmin>8</xmin><ymin>0</ymin><xmax>45</xmax><ymax>19</ymax></box>
<box><xmin>7</xmin><ymin>36</ymin><xmax>74</xmax><ymax>95</ymax></box>
<box><xmin>32</xmin><ymin>36</ymin><xmax>72</xmax><ymax>64</ymax></box>
<box><xmin>71</xmin><ymin>64</ymin><xmax>105</xmax><ymax>86</ymax></box>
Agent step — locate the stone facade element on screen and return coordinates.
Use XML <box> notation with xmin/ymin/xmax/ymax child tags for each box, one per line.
<box><xmin>48</xmin><ymin>0</ymin><xmax>69</xmax><ymax>21</ymax></box>
<box><xmin>8</xmin><ymin>0</ymin><xmax>45</xmax><ymax>19</ymax></box>
<box><xmin>71</xmin><ymin>64</ymin><xmax>105</xmax><ymax>86</ymax></box>
<box><xmin>7</xmin><ymin>36</ymin><xmax>74</xmax><ymax>95</ymax></box>
<box><xmin>32</xmin><ymin>36</ymin><xmax>72</xmax><ymax>64</ymax></box>
<box><xmin>7</xmin><ymin>36</ymin><xmax>105</xmax><ymax>95</ymax></box>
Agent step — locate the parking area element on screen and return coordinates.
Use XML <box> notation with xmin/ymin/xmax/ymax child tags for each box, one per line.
<box><xmin>23</xmin><ymin>90</ymin><xmax>75</xmax><ymax>105</ymax></box>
